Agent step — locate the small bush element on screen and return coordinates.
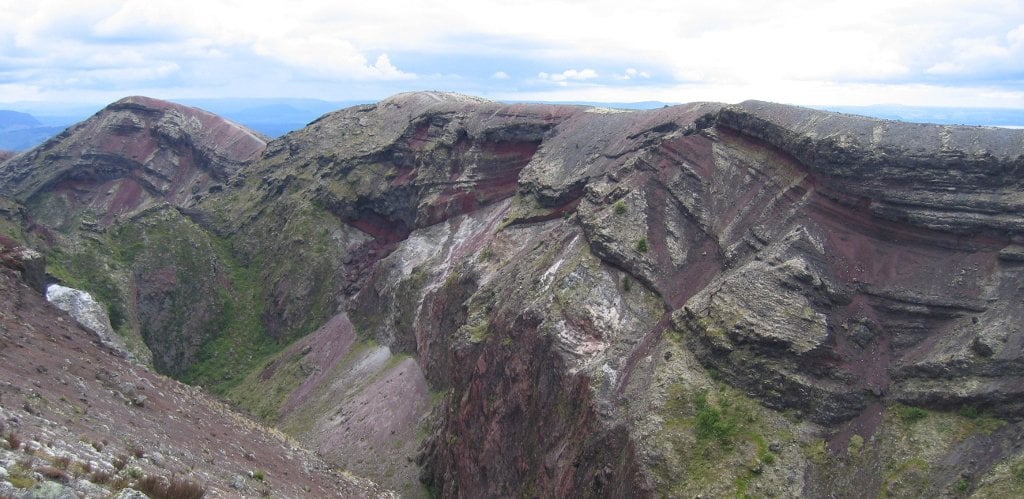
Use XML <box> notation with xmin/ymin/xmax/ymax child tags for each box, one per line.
<box><xmin>136</xmin><ymin>475</ymin><xmax>166</xmax><ymax>496</ymax></box>
<box><xmin>613</xmin><ymin>200</ymin><xmax>627</xmax><ymax>215</ymax></box>
<box><xmin>110</xmin><ymin>476</ymin><xmax>130</xmax><ymax>491</ymax></box>
<box><xmin>52</xmin><ymin>454</ymin><xmax>72</xmax><ymax>470</ymax></box>
<box><xmin>112</xmin><ymin>454</ymin><xmax>128</xmax><ymax>470</ymax></box>
<box><xmin>847</xmin><ymin>434</ymin><xmax>864</xmax><ymax>455</ymax></box>
<box><xmin>127</xmin><ymin>466</ymin><xmax>144</xmax><ymax>479</ymax></box>
<box><xmin>5</xmin><ymin>431</ymin><xmax>21</xmax><ymax>450</ymax></box>
<box><xmin>130</xmin><ymin>442</ymin><xmax>145</xmax><ymax>458</ymax></box>
<box><xmin>166</xmin><ymin>476</ymin><xmax>207</xmax><ymax>499</ymax></box>
<box><xmin>38</xmin><ymin>465</ymin><xmax>69</xmax><ymax>482</ymax></box>
<box><xmin>138</xmin><ymin>474</ymin><xmax>207</xmax><ymax>499</ymax></box>
<box><xmin>898</xmin><ymin>406</ymin><xmax>928</xmax><ymax>424</ymax></box>
<box><xmin>635</xmin><ymin>238</ymin><xmax>649</xmax><ymax>253</ymax></box>
<box><xmin>90</xmin><ymin>469</ymin><xmax>113</xmax><ymax>485</ymax></box>
<box><xmin>72</xmin><ymin>460</ymin><xmax>93</xmax><ymax>477</ymax></box>
<box><xmin>693</xmin><ymin>391</ymin><xmax>738</xmax><ymax>443</ymax></box>
<box><xmin>252</xmin><ymin>469</ymin><xmax>265</xmax><ymax>481</ymax></box>
<box><xmin>958</xmin><ymin>406</ymin><xmax>980</xmax><ymax>419</ymax></box>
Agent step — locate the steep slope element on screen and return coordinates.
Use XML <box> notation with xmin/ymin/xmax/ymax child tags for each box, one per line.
<box><xmin>0</xmin><ymin>97</ymin><xmax>272</xmax><ymax>378</ymax></box>
<box><xmin>3</xmin><ymin>92</ymin><xmax>1024</xmax><ymax>497</ymax></box>
<box><xmin>0</xmin><ymin>237</ymin><xmax>391</xmax><ymax>497</ymax></box>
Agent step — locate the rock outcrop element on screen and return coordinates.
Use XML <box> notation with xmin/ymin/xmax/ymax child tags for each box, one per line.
<box><xmin>45</xmin><ymin>283</ymin><xmax>130</xmax><ymax>356</ymax></box>
<box><xmin>3</xmin><ymin>93</ymin><xmax>1024</xmax><ymax>497</ymax></box>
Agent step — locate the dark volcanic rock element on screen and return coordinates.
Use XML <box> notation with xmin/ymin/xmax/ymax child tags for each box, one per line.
<box><xmin>4</xmin><ymin>92</ymin><xmax>1024</xmax><ymax>498</ymax></box>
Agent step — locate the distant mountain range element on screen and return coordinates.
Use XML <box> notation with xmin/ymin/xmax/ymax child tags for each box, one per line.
<box><xmin>0</xmin><ymin>110</ymin><xmax>66</xmax><ymax>151</ymax></box>
<box><xmin>2</xmin><ymin>98</ymin><xmax>1022</xmax><ymax>152</ymax></box>
<box><xmin>812</xmin><ymin>105</ymin><xmax>1024</xmax><ymax>127</ymax></box>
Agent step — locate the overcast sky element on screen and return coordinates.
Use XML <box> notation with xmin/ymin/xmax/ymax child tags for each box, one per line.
<box><xmin>2</xmin><ymin>0</ymin><xmax>1023</xmax><ymax>108</ymax></box>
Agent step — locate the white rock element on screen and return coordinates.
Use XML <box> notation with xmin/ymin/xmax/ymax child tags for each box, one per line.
<box><xmin>45</xmin><ymin>284</ymin><xmax>129</xmax><ymax>354</ymax></box>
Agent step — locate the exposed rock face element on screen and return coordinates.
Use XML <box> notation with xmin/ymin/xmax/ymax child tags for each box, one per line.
<box><xmin>45</xmin><ymin>283</ymin><xmax>129</xmax><ymax>356</ymax></box>
<box><xmin>0</xmin><ymin>95</ymin><xmax>266</xmax><ymax>229</ymax></box>
<box><xmin>3</xmin><ymin>92</ymin><xmax>1024</xmax><ymax>497</ymax></box>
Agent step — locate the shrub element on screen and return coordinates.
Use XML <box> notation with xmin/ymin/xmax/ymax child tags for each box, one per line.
<box><xmin>90</xmin><ymin>469</ymin><xmax>113</xmax><ymax>485</ymax></box>
<box><xmin>693</xmin><ymin>391</ymin><xmax>738</xmax><ymax>443</ymax></box>
<box><xmin>38</xmin><ymin>465</ymin><xmax>69</xmax><ymax>482</ymax></box>
<box><xmin>73</xmin><ymin>460</ymin><xmax>93</xmax><ymax>477</ymax></box>
<box><xmin>165</xmin><ymin>476</ymin><xmax>207</xmax><ymax>499</ymax></box>
<box><xmin>5</xmin><ymin>431</ymin><xmax>21</xmax><ymax>450</ymax></box>
<box><xmin>136</xmin><ymin>475</ymin><xmax>166</xmax><ymax>496</ymax></box>
<box><xmin>130</xmin><ymin>442</ymin><xmax>145</xmax><ymax>458</ymax></box>
<box><xmin>110</xmin><ymin>476</ymin><xmax>130</xmax><ymax>491</ymax></box>
<box><xmin>958</xmin><ymin>406</ymin><xmax>979</xmax><ymax>419</ymax></box>
<box><xmin>898</xmin><ymin>406</ymin><xmax>928</xmax><ymax>424</ymax></box>
<box><xmin>52</xmin><ymin>454</ymin><xmax>72</xmax><ymax>470</ymax></box>
<box><xmin>613</xmin><ymin>200</ymin><xmax>627</xmax><ymax>215</ymax></box>
<box><xmin>847</xmin><ymin>434</ymin><xmax>864</xmax><ymax>455</ymax></box>
<box><xmin>112</xmin><ymin>454</ymin><xmax>128</xmax><ymax>470</ymax></box>
<box><xmin>138</xmin><ymin>474</ymin><xmax>207</xmax><ymax>499</ymax></box>
<box><xmin>635</xmin><ymin>238</ymin><xmax>649</xmax><ymax>253</ymax></box>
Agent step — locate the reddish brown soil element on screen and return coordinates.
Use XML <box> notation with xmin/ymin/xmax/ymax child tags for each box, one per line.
<box><xmin>0</xmin><ymin>260</ymin><xmax>389</xmax><ymax>497</ymax></box>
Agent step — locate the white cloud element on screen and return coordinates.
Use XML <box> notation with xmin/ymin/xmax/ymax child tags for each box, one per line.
<box><xmin>925</xmin><ymin>23</ymin><xmax>1024</xmax><ymax>77</ymax></box>
<box><xmin>614</xmin><ymin>68</ymin><xmax>651</xmax><ymax>80</ymax></box>
<box><xmin>0</xmin><ymin>0</ymin><xmax>1023</xmax><ymax>108</ymax></box>
<box><xmin>538</xmin><ymin>69</ymin><xmax>599</xmax><ymax>82</ymax></box>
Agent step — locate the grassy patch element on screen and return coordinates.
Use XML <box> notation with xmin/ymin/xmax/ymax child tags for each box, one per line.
<box><xmin>897</xmin><ymin>405</ymin><xmax>928</xmax><ymax>425</ymax></box>
<box><xmin>693</xmin><ymin>390</ymin><xmax>740</xmax><ymax>443</ymax></box>
<box><xmin>655</xmin><ymin>381</ymin><xmax>783</xmax><ymax>497</ymax></box>
<box><xmin>179</xmin><ymin>234</ymin><xmax>279</xmax><ymax>393</ymax></box>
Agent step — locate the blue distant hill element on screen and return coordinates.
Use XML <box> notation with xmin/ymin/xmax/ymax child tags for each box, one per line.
<box><xmin>0</xmin><ymin>110</ymin><xmax>43</xmax><ymax>129</ymax></box>
<box><xmin>0</xmin><ymin>110</ymin><xmax>67</xmax><ymax>151</ymax></box>
<box><xmin>812</xmin><ymin>105</ymin><xmax>1024</xmax><ymax>127</ymax></box>
<box><xmin>179</xmin><ymin>98</ymin><xmax>369</xmax><ymax>138</ymax></box>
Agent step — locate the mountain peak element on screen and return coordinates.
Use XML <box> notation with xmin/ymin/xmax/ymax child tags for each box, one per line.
<box><xmin>0</xmin><ymin>96</ymin><xmax>267</xmax><ymax>227</ymax></box>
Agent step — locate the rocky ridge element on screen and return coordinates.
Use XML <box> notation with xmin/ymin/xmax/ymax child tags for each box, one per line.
<box><xmin>1</xmin><ymin>92</ymin><xmax>1023</xmax><ymax>497</ymax></box>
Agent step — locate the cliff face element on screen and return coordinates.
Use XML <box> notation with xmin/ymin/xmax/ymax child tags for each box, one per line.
<box><xmin>2</xmin><ymin>93</ymin><xmax>1024</xmax><ymax>497</ymax></box>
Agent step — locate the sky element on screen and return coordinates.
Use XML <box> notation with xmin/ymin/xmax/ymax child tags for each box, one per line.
<box><xmin>1</xmin><ymin>0</ymin><xmax>1023</xmax><ymax>109</ymax></box>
